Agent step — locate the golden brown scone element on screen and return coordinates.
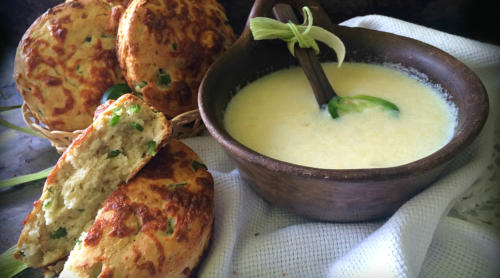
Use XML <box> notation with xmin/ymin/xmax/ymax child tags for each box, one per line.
<box><xmin>60</xmin><ymin>139</ymin><xmax>214</xmax><ymax>278</ymax></box>
<box><xmin>14</xmin><ymin>0</ymin><xmax>125</xmax><ymax>132</ymax></box>
<box><xmin>117</xmin><ymin>0</ymin><xmax>236</xmax><ymax>118</ymax></box>
<box><xmin>15</xmin><ymin>94</ymin><xmax>170</xmax><ymax>268</ymax></box>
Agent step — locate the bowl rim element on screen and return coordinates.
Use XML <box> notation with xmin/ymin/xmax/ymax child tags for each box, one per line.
<box><xmin>198</xmin><ymin>25</ymin><xmax>489</xmax><ymax>183</ymax></box>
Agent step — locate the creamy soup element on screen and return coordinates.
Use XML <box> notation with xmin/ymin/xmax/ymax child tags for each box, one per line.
<box><xmin>224</xmin><ymin>62</ymin><xmax>457</xmax><ymax>169</ymax></box>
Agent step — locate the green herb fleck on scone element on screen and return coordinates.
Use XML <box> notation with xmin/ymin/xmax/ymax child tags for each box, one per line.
<box><xmin>147</xmin><ymin>140</ymin><xmax>157</xmax><ymax>156</ymax></box>
<box><xmin>167</xmin><ymin>182</ymin><xmax>187</xmax><ymax>190</ymax></box>
<box><xmin>50</xmin><ymin>227</ymin><xmax>67</xmax><ymax>239</ymax></box>
<box><xmin>128</xmin><ymin>104</ymin><xmax>140</xmax><ymax>114</ymax></box>
<box><xmin>129</xmin><ymin>122</ymin><xmax>144</xmax><ymax>131</ymax></box>
<box><xmin>157</xmin><ymin>69</ymin><xmax>171</xmax><ymax>88</ymax></box>
<box><xmin>165</xmin><ymin>218</ymin><xmax>176</xmax><ymax>235</ymax></box>
<box><xmin>107</xmin><ymin>150</ymin><xmax>121</xmax><ymax>158</ymax></box>
<box><xmin>109</xmin><ymin>108</ymin><xmax>123</xmax><ymax>126</ymax></box>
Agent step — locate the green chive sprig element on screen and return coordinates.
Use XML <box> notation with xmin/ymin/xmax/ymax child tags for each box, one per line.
<box><xmin>0</xmin><ymin>167</ymin><xmax>53</xmax><ymax>189</ymax></box>
<box><xmin>0</xmin><ymin>245</ymin><xmax>27</xmax><ymax>278</ymax></box>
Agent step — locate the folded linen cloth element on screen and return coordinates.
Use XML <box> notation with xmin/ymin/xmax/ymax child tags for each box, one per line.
<box><xmin>182</xmin><ymin>15</ymin><xmax>500</xmax><ymax>278</ymax></box>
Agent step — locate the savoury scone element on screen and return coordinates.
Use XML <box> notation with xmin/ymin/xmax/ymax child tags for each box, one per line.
<box><xmin>117</xmin><ymin>0</ymin><xmax>236</xmax><ymax>118</ymax></box>
<box><xmin>15</xmin><ymin>94</ymin><xmax>170</xmax><ymax>268</ymax></box>
<box><xmin>60</xmin><ymin>139</ymin><xmax>214</xmax><ymax>277</ymax></box>
<box><xmin>14</xmin><ymin>0</ymin><xmax>125</xmax><ymax>131</ymax></box>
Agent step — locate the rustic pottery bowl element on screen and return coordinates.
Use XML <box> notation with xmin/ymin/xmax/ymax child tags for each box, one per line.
<box><xmin>198</xmin><ymin>0</ymin><xmax>489</xmax><ymax>221</ymax></box>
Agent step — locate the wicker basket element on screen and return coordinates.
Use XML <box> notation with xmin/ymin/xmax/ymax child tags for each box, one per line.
<box><xmin>22</xmin><ymin>102</ymin><xmax>205</xmax><ymax>153</ymax></box>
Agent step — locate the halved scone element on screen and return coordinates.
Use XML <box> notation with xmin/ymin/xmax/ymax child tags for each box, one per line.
<box><xmin>14</xmin><ymin>94</ymin><xmax>170</xmax><ymax>268</ymax></box>
<box><xmin>60</xmin><ymin>139</ymin><xmax>214</xmax><ymax>277</ymax></box>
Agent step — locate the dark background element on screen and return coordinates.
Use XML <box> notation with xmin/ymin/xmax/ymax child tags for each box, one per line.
<box><xmin>0</xmin><ymin>0</ymin><xmax>498</xmax><ymax>49</ymax></box>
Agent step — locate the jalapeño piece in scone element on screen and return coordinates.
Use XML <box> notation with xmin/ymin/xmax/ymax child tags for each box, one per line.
<box><xmin>117</xmin><ymin>0</ymin><xmax>236</xmax><ymax>118</ymax></box>
<box><xmin>14</xmin><ymin>94</ymin><xmax>170</xmax><ymax>268</ymax></box>
<box><xmin>14</xmin><ymin>0</ymin><xmax>125</xmax><ymax>132</ymax></box>
<box><xmin>60</xmin><ymin>139</ymin><xmax>214</xmax><ymax>278</ymax></box>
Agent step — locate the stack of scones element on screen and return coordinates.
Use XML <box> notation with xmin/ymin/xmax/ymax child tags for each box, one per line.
<box><xmin>12</xmin><ymin>0</ymin><xmax>233</xmax><ymax>276</ymax></box>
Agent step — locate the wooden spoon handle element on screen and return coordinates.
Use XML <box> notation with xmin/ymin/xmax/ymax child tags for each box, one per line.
<box><xmin>272</xmin><ymin>3</ymin><xmax>337</xmax><ymax>106</ymax></box>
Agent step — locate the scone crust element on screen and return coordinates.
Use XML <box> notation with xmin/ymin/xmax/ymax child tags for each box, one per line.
<box><xmin>61</xmin><ymin>139</ymin><xmax>214</xmax><ymax>278</ymax></box>
<box><xmin>14</xmin><ymin>0</ymin><xmax>125</xmax><ymax>131</ymax></box>
<box><xmin>117</xmin><ymin>0</ymin><xmax>236</xmax><ymax>118</ymax></box>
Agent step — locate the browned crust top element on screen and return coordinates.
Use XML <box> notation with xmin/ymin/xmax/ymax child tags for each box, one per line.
<box><xmin>117</xmin><ymin>0</ymin><xmax>236</xmax><ymax>118</ymax></box>
<box><xmin>14</xmin><ymin>0</ymin><xmax>125</xmax><ymax>131</ymax></box>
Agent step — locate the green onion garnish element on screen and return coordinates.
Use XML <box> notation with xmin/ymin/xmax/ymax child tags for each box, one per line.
<box><xmin>167</xmin><ymin>182</ymin><xmax>187</xmax><ymax>190</ymax></box>
<box><xmin>0</xmin><ymin>245</ymin><xmax>27</xmax><ymax>278</ymax></box>
<box><xmin>147</xmin><ymin>140</ymin><xmax>157</xmax><ymax>156</ymax></box>
<box><xmin>43</xmin><ymin>200</ymin><xmax>51</xmax><ymax>208</ymax></box>
<box><xmin>157</xmin><ymin>69</ymin><xmax>171</xmax><ymax>88</ymax></box>
<box><xmin>109</xmin><ymin>115</ymin><xmax>120</xmax><ymax>126</ymax></box>
<box><xmin>191</xmin><ymin>160</ymin><xmax>208</xmax><ymax>172</ymax></box>
<box><xmin>107</xmin><ymin>150</ymin><xmax>121</xmax><ymax>158</ymax></box>
<box><xmin>75</xmin><ymin>64</ymin><xmax>83</xmax><ymax>75</ymax></box>
<box><xmin>0</xmin><ymin>167</ymin><xmax>53</xmax><ymax>189</ymax></box>
<box><xmin>327</xmin><ymin>95</ymin><xmax>400</xmax><ymax>119</ymax></box>
<box><xmin>109</xmin><ymin>108</ymin><xmax>123</xmax><ymax>126</ymax></box>
<box><xmin>172</xmin><ymin>43</ymin><xmax>178</xmax><ymax>50</ymax></box>
<box><xmin>49</xmin><ymin>227</ymin><xmax>67</xmax><ymax>239</ymax></box>
<box><xmin>128</xmin><ymin>104</ymin><xmax>140</xmax><ymax>114</ymax></box>
<box><xmin>129</xmin><ymin>122</ymin><xmax>143</xmax><ymax>131</ymax></box>
<box><xmin>165</xmin><ymin>218</ymin><xmax>175</xmax><ymax>235</ymax></box>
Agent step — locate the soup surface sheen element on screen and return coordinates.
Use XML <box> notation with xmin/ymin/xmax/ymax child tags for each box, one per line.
<box><xmin>224</xmin><ymin>62</ymin><xmax>456</xmax><ymax>169</ymax></box>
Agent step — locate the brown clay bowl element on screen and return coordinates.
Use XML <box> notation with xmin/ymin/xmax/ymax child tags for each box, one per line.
<box><xmin>198</xmin><ymin>0</ymin><xmax>489</xmax><ymax>222</ymax></box>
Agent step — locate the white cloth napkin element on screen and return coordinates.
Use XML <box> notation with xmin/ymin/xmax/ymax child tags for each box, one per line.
<box><xmin>182</xmin><ymin>15</ymin><xmax>500</xmax><ymax>278</ymax></box>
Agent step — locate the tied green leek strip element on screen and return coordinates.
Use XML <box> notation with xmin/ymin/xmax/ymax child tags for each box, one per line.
<box><xmin>0</xmin><ymin>117</ymin><xmax>44</xmax><ymax>138</ymax></box>
<box><xmin>0</xmin><ymin>245</ymin><xmax>27</xmax><ymax>278</ymax></box>
<box><xmin>328</xmin><ymin>95</ymin><xmax>400</xmax><ymax>119</ymax></box>
<box><xmin>0</xmin><ymin>105</ymin><xmax>21</xmax><ymax>112</ymax></box>
<box><xmin>249</xmin><ymin>6</ymin><xmax>345</xmax><ymax>65</ymax></box>
<box><xmin>0</xmin><ymin>167</ymin><xmax>54</xmax><ymax>189</ymax></box>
